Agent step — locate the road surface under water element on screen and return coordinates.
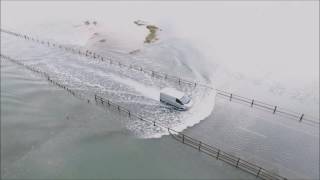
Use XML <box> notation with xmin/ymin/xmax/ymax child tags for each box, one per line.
<box><xmin>1</xmin><ymin>59</ymin><xmax>256</xmax><ymax>179</ymax></box>
<box><xmin>1</xmin><ymin>19</ymin><xmax>319</xmax><ymax>179</ymax></box>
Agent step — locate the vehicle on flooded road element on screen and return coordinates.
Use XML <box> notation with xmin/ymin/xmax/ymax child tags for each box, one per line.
<box><xmin>160</xmin><ymin>88</ymin><xmax>193</xmax><ymax>110</ymax></box>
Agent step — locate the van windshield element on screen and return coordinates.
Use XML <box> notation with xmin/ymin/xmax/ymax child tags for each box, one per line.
<box><xmin>180</xmin><ymin>95</ymin><xmax>191</xmax><ymax>104</ymax></box>
<box><xmin>176</xmin><ymin>98</ymin><xmax>183</xmax><ymax>105</ymax></box>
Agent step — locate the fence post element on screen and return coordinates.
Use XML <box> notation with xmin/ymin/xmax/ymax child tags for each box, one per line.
<box><xmin>216</xmin><ymin>150</ymin><xmax>220</xmax><ymax>159</ymax></box>
<box><xmin>100</xmin><ymin>98</ymin><xmax>104</xmax><ymax>105</ymax></box>
<box><xmin>273</xmin><ymin>106</ymin><xmax>277</xmax><ymax>114</ymax></box>
<box><xmin>182</xmin><ymin>134</ymin><xmax>185</xmax><ymax>143</ymax></box>
<box><xmin>299</xmin><ymin>114</ymin><xmax>304</xmax><ymax>122</ymax></box>
<box><xmin>236</xmin><ymin>158</ymin><xmax>240</xmax><ymax>168</ymax></box>
<box><xmin>153</xmin><ymin>121</ymin><xmax>156</xmax><ymax>126</ymax></box>
<box><xmin>230</xmin><ymin>94</ymin><xmax>233</xmax><ymax>101</ymax></box>
<box><xmin>194</xmin><ymin>82</ymin><xmax>197</xmax><ymax>88</ymax></box>
<box><xmin>251</xmin><ymin>99</ymin><xmax>254</xmax><ymax>107</ymax></box>
<box><xmin>178</xmin><ymin>78</ymin><xmax>181</xmax><ymax>85</ymax></box>
<box><xmin>256</xmin><ymin>167</ymin><xmax>262</xmax><ymax>177</ymax></box>
<box><xmin>198</xmin><ymin>141</ymin><xmax>201</xmax><ymax>151</ymax></box>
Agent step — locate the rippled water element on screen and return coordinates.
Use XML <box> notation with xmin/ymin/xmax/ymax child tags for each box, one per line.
<box><xmin>1</xmin><ymin>31</ymin><xmax>216</xmax><ymax>138</ymax></box>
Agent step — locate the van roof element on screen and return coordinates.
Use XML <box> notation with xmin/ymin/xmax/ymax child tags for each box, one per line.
<box><xmin>160</xmin><ymin>88</ymin><xmax>185</xmax><ymax>99</ymax></box>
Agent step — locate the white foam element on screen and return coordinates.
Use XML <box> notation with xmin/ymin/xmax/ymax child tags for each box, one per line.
<box><xmin>111</xmin><ymin>74</ymin><xmax>160</xmax><ymax>101</ymax></box>
<box><xmin>144</xmin><ymin>88</ymin><xmax>217</xmax><ymax>139</ymax></box>
<box><xmin>175</xmin><ymin>89</ymin><xmax>216</xmax><ymax>132</ymax></box>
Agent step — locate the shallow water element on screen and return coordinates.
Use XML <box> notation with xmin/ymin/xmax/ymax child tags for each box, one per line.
<box><xmin>185</xmin><ymin>97</ymin><xmax>319</xmax><ymax>179</ymax></box>
<box><xmin>1</xmin><ymin>32</ymin><xmax>216</xmax><ymax>138</ymax></box>
<box><xmin>1</xmin><ymin>59</ymin><xmax>255</xmax><ymax>179</ymax></box>
<box><xmin>1</xmin><ymin>14</ymin><xmax>319</xmax><ymax>179</ymax></box>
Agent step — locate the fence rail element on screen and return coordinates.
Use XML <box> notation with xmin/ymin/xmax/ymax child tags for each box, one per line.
<box><xmin>2</xmin><ymin>54</ymin><xmax>287</xmax><ymax>180</ymax></box>
<box><xmin>1</xmin><ymin>28</ymin><xmax>319</xmax><ymax>126</ymax></box>
<box><xmin>215</xmin><ymin>90</ymin><xmax>318</xmax><ymax>125</ymax></box>
<box><xmin>169</xmin><ymin>131</ymin><xmax>286</xmax><ymax>180</ymax></box>
<box><xmin>95</xmin><ymin>93</ymin><xmax>287</xmax><ymax>180</ymax></box>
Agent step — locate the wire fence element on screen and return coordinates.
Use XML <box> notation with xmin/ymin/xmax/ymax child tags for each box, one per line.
<box><xmin>1</xmin><ymin>28</ymin><xmax>319</xmax><ymax>126</ymax></box>
<box><xmin>0</xmin><ymin>54</ymin><xmax>90</xmax><ymax>103</ymax></box>
<box><xmin>169</xmin><ymin>132</ymin><xmax>287</xmax><ymax>180</ymax></box>
<box><xmin>215</xmin><ymin>90</ymin><xmax>318</xmax><ymax>126</ymax></box>
<box><xmin>95</xmin><ymin>92</ymin><xmax>287</xmax><ymax>180</ymax></box>
<box><xmin>1</xmin><ymin>54</ymin><xmax>287</xmax><ymax>180</ymax></box>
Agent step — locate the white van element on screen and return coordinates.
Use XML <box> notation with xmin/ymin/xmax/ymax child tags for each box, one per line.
<box><xmin>160</xmin><ymin>88</ymin><xmax>193</xmax><ymax>110</ymax></box>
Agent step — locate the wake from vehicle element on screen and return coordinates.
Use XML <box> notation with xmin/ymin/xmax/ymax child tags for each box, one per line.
<box><xmin>111</xmin><ymin>75</ymin><xmax>160</xmax><ymax>101</ymax></box>
<box><xmin>1</xmin><ymin>21</ymin><xmax>217</xmax><ymax>138</ymax></box>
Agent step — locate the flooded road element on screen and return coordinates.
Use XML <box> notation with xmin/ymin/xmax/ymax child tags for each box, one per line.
<box><xmin>1</xmin><ymin>2</ymin><xmax>319</xmax><ymax>178</ymax></box>
<box><xmin>1</xmin><ymin>58</ymin><xmax>254</xmax><ymax>179</ymax></box>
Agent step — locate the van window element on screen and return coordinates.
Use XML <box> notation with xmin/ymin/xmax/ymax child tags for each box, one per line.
<box><xmin>176</xmin><ymin>98</ymin><xmax>183</xmax><ymax>105</ymax></box>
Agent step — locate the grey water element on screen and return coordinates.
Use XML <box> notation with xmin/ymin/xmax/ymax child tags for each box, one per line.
<box><xmin>1</xmin><ymin>30</ymin><xmax>319</xmax><ymax>179</ymax></box>
<box><xmin>1</xmin><ymin>32</ymin><xmax>216</xmax><ymax>139</ymax></box>
<box><xmin>1</xmin><ymin>12</ymin><xmax>319</xmax><ymax>179</ymax></box>
<box><xmin>1</xmin><ymin>58</ymin><xmax>255</xmax><ymax>179</ymax></box>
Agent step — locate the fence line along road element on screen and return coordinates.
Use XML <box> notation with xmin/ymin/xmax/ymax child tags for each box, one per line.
<box><xmin>1</xmin><ymin>28</ymin><xmax>319</xmax><ymax>126</ymax></box>
<box><xmin>1</xmin><ymin>54</ymin><xmax>288</xmax><ymax>180</ymax></box>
